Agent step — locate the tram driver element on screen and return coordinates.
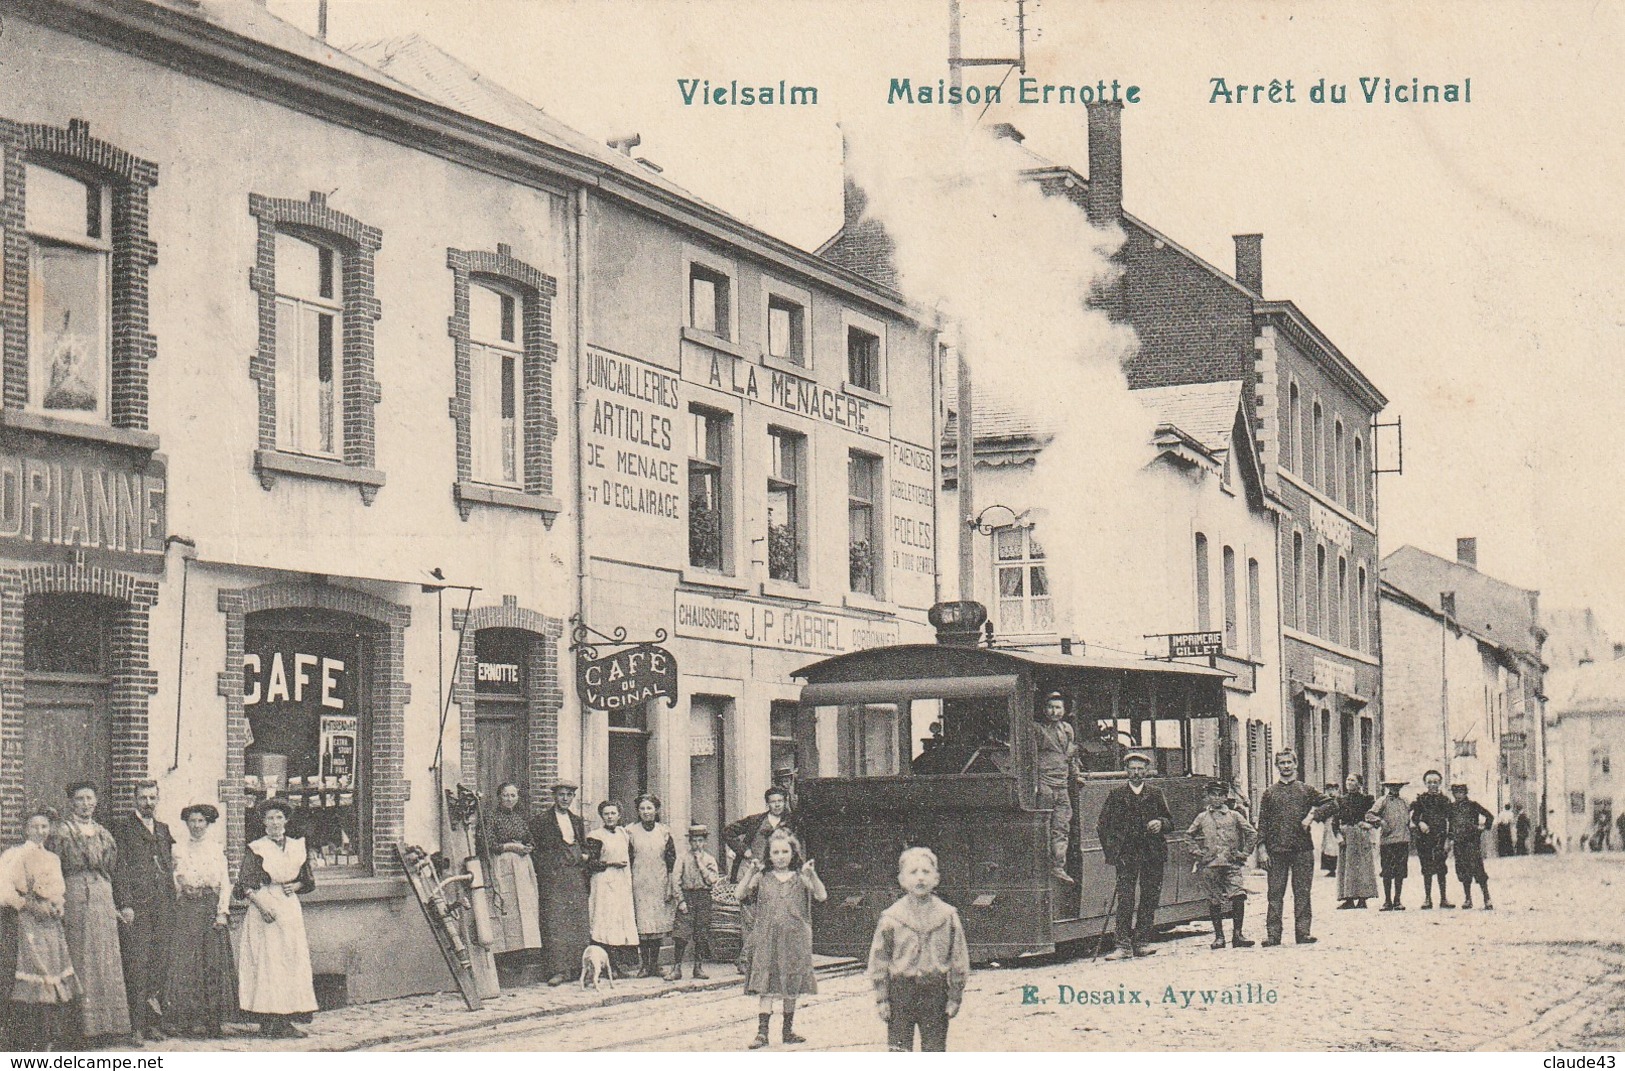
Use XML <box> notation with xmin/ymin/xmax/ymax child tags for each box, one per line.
<box><xmin>1034</xmin><ymin>692</ymin><xmax>1082</xmax><ymax>884</ymax></box>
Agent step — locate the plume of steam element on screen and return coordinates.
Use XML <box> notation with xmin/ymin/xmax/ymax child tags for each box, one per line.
<box><xmin>843</xmin><ymin>113</ymin><xmax>1163</xmax><ymax>652</ymax></box>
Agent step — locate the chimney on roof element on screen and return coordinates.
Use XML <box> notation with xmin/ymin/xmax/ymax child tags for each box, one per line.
<box><xmin>1234</xmin><ymin>234</ymin><xmax>1263</xmax><ymax>294</ymax></box>
<box><xmin>606</xmin><ymin>133</ymin><xmax>642</xmax><ymax>156</ymax></box>
<box><xmin>1085</xmin><ymin>102</ymin><xmax>1123</xmax><ymax>228</ymax></box>
<box><xmin>990</xmin><ymin>122</ymin><xmax>1025</xmax><ymax>143</ymax></box>
<box><xmin>1457</xmin><ymin>537</ymin><xmax>1478</xmax><ymax>570</ymax></box>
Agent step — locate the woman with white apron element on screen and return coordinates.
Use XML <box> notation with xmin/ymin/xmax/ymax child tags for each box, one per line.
<box><xmin>234</xmin><ymin>800</ymin><xmax>318</xmax><ymax>1039</ymax></box>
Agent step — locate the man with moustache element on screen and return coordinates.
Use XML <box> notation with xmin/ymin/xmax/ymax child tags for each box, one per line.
<box><xmin>1097</xmin><ymin>751</ymin><xmax>1174</xmax><ymax>960</ymax></box>
<box><xmin>531</xmin><ymin>781</ymin><xmax>591</xmax><ymax>987</ymax></box>
<box><xmin>110</xmin><ymin>780</ymin><xmax>176</xmax><ymax>1040</ymax></box>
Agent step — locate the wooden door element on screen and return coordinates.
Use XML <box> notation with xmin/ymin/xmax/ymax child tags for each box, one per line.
<box><xmin>475</xmin><ymin>699</ymin><xmax>527</xmax><ymax>803</ymax></box>
<box><xmin>24</xmin><ymin>677</ymin><xmax>112</xmax><ymax>813</ymax></box>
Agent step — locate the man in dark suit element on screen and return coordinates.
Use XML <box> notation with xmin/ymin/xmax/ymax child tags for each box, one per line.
<box><xmin>530</xmin><ymin>781</ymin><xmax>591</xmax><ymax>987</ymax></box>
<box><xmin>723</xmin><ymin>786</ymin><xmax>796</xmax><ymax>972</ymax></box>
<box><xmin>1256</xmin><ymin>750</ymin><xmax>1339</xmax><ymax>946</ymax></box>
<box><xmin>1096</xmin><ymin>751</ymin><xmax>1173</xmax><ymax>960</ymax></box>
<box><xmin>111</xmin><ymin>780</ymin><xmax>176</xmax><ymax>1040</ymax></box>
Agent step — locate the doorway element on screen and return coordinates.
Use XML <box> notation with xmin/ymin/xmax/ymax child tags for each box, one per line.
<box><xmin>689</xmin><ymin>696</ymin><xmax>729</xmax><ymax>860</ymax></box>
<box><xmin>473</xmin><ymin>629</ymin><xmax>532</xmax><ymax>803</ymax></box>
<box><xmin>23</xmin><ymin>594</ymin><xmax>116</xmax><ymax>812</ymax></box>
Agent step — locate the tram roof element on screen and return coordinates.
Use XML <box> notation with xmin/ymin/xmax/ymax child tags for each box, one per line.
<box><xmin>793</xmin><ymin>643</ymin><xmax>1233</xmax><ymax>684</ymax></box>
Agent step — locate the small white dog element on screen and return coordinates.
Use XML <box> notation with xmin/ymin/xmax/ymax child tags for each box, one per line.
<box><xmin>580</xmin><ymin>943</ymin><xmax>615</xmax><ymax>991</ymax></box>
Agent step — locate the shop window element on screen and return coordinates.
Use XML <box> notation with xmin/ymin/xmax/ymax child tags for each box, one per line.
<box><xmin>469</xmin><ymin>282</ymin><xmax>523</xmax><ymax>487</ymax></box>
<box><xmin>993</xmin><ymin>526</ymin><xmax>1052</xmax><ymax>634</ymax></box>
<box><xmin>25</xmin><ymin>163</ymin><xmax>111</xmax><ymax>423</ymax></box>
<box><xmin>769</xmin><ymin>700</ymin><xmax>800</xmax><ymax>778</ymax></box>
<box><xmin>1194</xmin><ymin>533</ymin><xmax>1211</xmax><ymax>631</ymax></box>
<box><xmin>689</xmin><ymin>263</ymin><xmax>731</xmax><ymax>339</ymax></box>
<box><xmin>688</xmin><ymin>406</ymin><xmax>731</xmax><ymax>571</ymax></box>
<box><xmin>242</xmin><ymin>615</ymin><xmax>370</xmax><ymax>869</ymax></box>
<box><xmin>848</xmin><ymin>451</ymin><xmax>882</xmax><ymax>595</ymax></box>
<box><xmin>1222</xmin><ymin>544</ymin><xmax>1238</xmax><ymax>651</ymax></box>
<box><xmin>766</xmin><ymin>427</ymin><xmax>806</xmax><ymax>584</ymax></box>
<box><xmin>767</xmin><ymin>294</ymin><xmax>806</xmax><ymax>366</ymax></box>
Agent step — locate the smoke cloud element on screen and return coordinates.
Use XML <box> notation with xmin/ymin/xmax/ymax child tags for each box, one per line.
<box><xmin>843</xmin><ymin>112</ymin><xmax>1163</xmax><ymax>652</ymax></box>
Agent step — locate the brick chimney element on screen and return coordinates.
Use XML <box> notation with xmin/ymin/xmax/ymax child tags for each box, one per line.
<box><xmin>1234</xmin><ymin>234</ymin><xmax>1263</xmax><ymax>294</ymax></box>
<box><xmin>1085</xmin><ymin>102</ymin><xmax>1123</xmax><ymax>228</ymax></box>
<box><xmin>1456</xmin><ymin>537</ymin><xmax>1478</xmax><ymax>569</ymax></box>
<box><xmin>832</xmin><ymin>134</ymin><xmax>897</xmax><ymax>289</ymax></box>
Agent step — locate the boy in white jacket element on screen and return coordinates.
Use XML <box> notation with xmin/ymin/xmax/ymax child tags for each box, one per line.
<box><xmin>866</xmin><ymin>847</ymin><xmax>971</xmax><ymax>1052</ymax></box>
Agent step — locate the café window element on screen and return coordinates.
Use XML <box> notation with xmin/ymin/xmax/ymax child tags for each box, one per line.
<box><xmin>25</xmin><ymin>162</ymin><xmax>112</xmax><ymax>423</ymax></box>
<box><xmin>608</xmin><ymin>701</ymin><xmax>650</xmax><ymax>813</ymax></box>
<box><xmin>242</xmin><ymin>612</ymin><xmax>371</xmax><ymax>869</ymax></box>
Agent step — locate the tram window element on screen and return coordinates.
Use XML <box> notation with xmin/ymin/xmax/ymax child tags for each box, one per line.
<box><xmin>837</xmin><ymin>703</ymin><xmax>902</xmax><ymax>777</ymax></box>
<box><xmin>910</xmin><ymin>695</ymin><xmax>1011</xmax><ymax>776</ymax></box>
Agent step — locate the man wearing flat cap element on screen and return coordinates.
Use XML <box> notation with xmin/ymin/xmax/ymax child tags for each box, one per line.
<box><xmin>530</xmin><ymin>781</ymin><xmax>590</xmax><ymax>986</ymax></box>
<box><xmin>1256</xmin><ymin>750</ymin><xmax>1338</xmax><ymax>946</ymax></box>
<box><xmin>1448</xmin><ymin>783</ymin><xmax>1495</xmax><ymax>909</ymax></box>
<box><xmin>1409</xmin><ymin>770</ymin><xmax>1455</xmax><ymax>909</ymax></box>
<box><xmin>1097</xmin><ymin>750</ymin><xmax>1174</xmax><ymax>959</ymax></box>
<box><xmin>1366</xmin><ymin>777</ymin><xmax>1413</xmax><ymax>910</ymax></box>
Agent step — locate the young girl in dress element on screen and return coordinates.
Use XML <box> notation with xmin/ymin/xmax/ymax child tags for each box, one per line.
<box><xmin>3</xmin><ymin>807</ymin><xmax>81</xmax><ymax>1051</ymax></box>
<box><xmin>735</xmin><ymin>828</ymin><xmax>825</xmax><ymax>1049</ymax></box>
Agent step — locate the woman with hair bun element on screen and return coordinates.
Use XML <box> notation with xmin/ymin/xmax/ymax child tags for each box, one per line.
<box><xmin>626</xmin><ymin>794</ymin><xmax>680</xmax><ymax>979</ymax></box>
<box><xmin>3</xmin><ymin>806</ymin><xmax>80</xmax><ymax>1051</ymax></box>
<box><xmin>583</xmin><ymin>800</ymin><xmax>639</xmax><ymax>974</ymax></box>
<box><xmin>234</xmin><ymin>800</ymin><xmax>316</xmax><ymax>1039</ymax></box>
<box><xmin>163</xmin><ymin>804</ymin><xmax>238</xmax><ymax>1037</ymax></box>
<box><xmin>49</xmin><ymin>782</ymin><xmax>130</xmax><ymax>1043</ymax></box>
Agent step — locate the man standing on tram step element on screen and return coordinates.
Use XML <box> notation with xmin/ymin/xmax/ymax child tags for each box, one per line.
<box><xmin>1410</xmin><ymin>770</ymin><xmax>1454</xmax><ymax>909</ymax></box>
<box><xmin>1256</xmin><ymin>750</ymin><xmax>1338</xmax><ymax>947</ymax></box>
<box><xmin>1035</xmin><ymin>693</ymin><xmax>1082</xmax><ymax>884</ymax></box>
<box><xmin>1097</xmin><ymin>751</ymin><xmax>1173</xmax><ymax>959</ymax></box>
<box><xmin>110</xmin><ymin>780</ymin><xmax>176</xmax><ymax>1041</ymax></box>
<box><xmin>1367</xmin><ymin>779</ymin><xmax>1412</xmax><ymax>910</ymax></box>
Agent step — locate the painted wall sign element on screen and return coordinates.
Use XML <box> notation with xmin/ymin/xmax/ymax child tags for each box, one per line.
<box><xmin>888</xmin><ymin>439</ymin><xmax>936</xmax><ymax>608</ymax></box>
<box><xmin>577</xmin><ymin>642</ymin><xmax>680</xmax><ymax>711</ymax></box>
<box><xmin>1311</xmin><ymin>656</ymin><xmax>1358</xmax><ymax>695</ymax></box>
<box><xmin>1169</xmin><ymin>631</ymin><xmax>1224</xmax><ymax>658</ymax></box>
<box><xmin>475</xmin><ymin>661</ymin><xmax>522</xmax><ymax>695</ymax></box>
<box><xmin>0</xmin><ymin>452</ymin><xmax>166</xmax><ymax>555</ymax></box>
<box><xmin>680</xmin><ymin>343</ymin><xmax>892</xmax><ymax>442</ymax></box>
<box><xmin>581</xmin><ymin>347</ymin><xmax>685</xmax><ymax>558</ymax></box>
<box><xmin>675</xmin><ymin>590</ymin><xmax>901</xmax><ymax>656</ymax></box>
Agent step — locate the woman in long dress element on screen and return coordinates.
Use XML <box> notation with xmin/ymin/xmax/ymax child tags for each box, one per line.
<box><xmin>1334</xmin><ymin>774</ymin><xmax>1379</xmax><ymax>909</ymax></box>
<box><xmin>162</xmin><ymin>804</ymin><xmax>238</xmax><ymax>1037</ymax></box>
<box><xmin>234</xmin><ymin>800</ymin><xmax>317</xmax><ymax>1039</ymax></box>
<box><xmin>626</xmin><ymin>794</ymin><xmax>680</xmax><ymax>979</ymax></box>
<box><xmin>479</xmin><ymin>783</ymin><xmax>542</xmax><ymax>960</ymax></box>
<box><xmin>583</xmin><ymin>801</ymin><xmax>639</xmax><ymax>973</ymax></box>
<box><xmin>4</xmin><ymin>807</ymin><xmax>81</xmax><ymax>1051</ymax></box>
<box><xmin>49</xmin><ymin>783</ymin><xmax>130</xmax><ymax>1043</ymax></box>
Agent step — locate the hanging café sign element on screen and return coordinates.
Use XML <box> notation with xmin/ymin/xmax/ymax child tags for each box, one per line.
<box><xmin>572</xmin><ymin>622</ymin><xmax>680</xmax><ymax>712</ymax></box>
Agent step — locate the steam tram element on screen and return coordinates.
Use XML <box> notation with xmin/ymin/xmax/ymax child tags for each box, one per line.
<box><xmin>792</xmin><ymin>637</ymin><xmax>1234</xmax><ymax>962</ymax></box>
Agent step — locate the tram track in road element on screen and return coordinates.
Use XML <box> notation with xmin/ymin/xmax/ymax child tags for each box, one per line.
<box><xmin>383</xmin><ymin>957</ymin><xmax>866</xmax><ymax>1052</ymax></box>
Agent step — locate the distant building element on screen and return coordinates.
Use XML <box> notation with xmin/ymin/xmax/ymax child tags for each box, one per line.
<box><xmin>1543</xmin><ymin>608</ymin><xmax>1617</xmax><ymax>848</ymax></box>
<box><xmin>1379</xmin><ymin>541</ymin><xmax>1546</xmax><ymax>815</ymax></box>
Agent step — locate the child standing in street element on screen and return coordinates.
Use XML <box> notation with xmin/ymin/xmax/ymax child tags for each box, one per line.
<box><xmin>1186</xmin><ymin>781</ymin><xmax>1260</xmax><ymax>949</ymax></box>
<box><xmin>736</xmin><ymin>828</ymin><xmax>826</xmax><ymax>1049</ymax></box>
<box><xmin>672</xmin><ymin>823</ymin><xmax>720</xmax><ymax>979</ymax></box>
<box><xmin>867</xmin><ymin>846</ymin><xmax>971</xmax><ymax>1052</ymax></box>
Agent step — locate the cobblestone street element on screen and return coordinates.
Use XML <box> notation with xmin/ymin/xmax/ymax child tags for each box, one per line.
<box><xmin>141</xmin><ymin>852</ymin><xmax>1625</xmax><ymax>1052</ymax></box>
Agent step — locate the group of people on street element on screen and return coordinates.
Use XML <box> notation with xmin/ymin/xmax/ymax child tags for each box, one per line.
<box><xmin>1087</xmin><ymin>743</ymin><xmax>1506</xmax><ymax>957</ymax></box>
<box><xmin>0</xmin><ymin>781</ymin><xmax>321</xmax><ymax>1051</ymax></box>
